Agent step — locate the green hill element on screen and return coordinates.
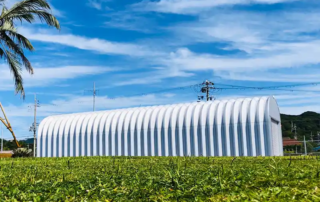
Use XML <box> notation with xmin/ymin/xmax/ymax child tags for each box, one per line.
<box><xmin>281</xmin><ymin>111</ymin><xmax>320</xmax><ymax>141</ymax></box>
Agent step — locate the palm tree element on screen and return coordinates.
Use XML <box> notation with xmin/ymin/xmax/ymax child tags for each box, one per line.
<box><xmin>0</xmin><ymin>0</ymin><xmax>59</xmax><ymax>97</ymax></box>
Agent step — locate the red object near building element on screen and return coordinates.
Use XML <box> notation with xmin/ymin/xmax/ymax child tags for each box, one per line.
<box><xmin>283</xmin><ymin>137</ymin><xmax>302</xmax><ymax>146</ymax></box>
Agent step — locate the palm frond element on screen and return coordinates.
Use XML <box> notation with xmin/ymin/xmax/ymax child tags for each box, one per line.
<box><xmin>0</xmin><ymin>0</ymin><xmax>60</xmax><ymax>98</ymax></box>
<box><xmin>1</xmin><ymin>0</ymin><xmax>60</xmax><ymax>29</ymax></box>
<box><xmin>0</xmin><ymin>31</ymin><xmax>33</xmax><ymax>74</ymax></box>
<box><xmin>1</xmin><ymin>47</ymin><xmax>25</xmax><ymax>97</ymax></box>
<box><xmin>0</xmin><ymin>22</ymin><xmax>34</xmax><ymax>50</ymax></box>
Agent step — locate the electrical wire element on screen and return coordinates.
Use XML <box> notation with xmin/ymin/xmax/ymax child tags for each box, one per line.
<box><xmin>215</xmin><ymin>82</ymin><xmax>320</xmax><ymax>90</ymax></box>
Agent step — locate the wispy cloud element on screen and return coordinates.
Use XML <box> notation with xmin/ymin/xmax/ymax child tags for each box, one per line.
<box><xmin>217</xmin><ymin>69</ymin><xmax>320</xmax><ymax>82</ymax></box>
<box><xmin>4</xmin><ymin>93</ymin><xmax>183</xmax><ymax>118</ymax></box>
<box><xmin>158</xmin><ymin>43</ymin><xmax>320</xmax><ymax>72</ymax></box>
<box><xmin>19</xmin><ymin>27</ymin><xmax>159</xmax><ymax>57</ymax></box>
<box><xmin>133</xmin><ymin>0</ymin><xmax>300</xmax><ymax>15</ymax></box>
<box><xmin>0</xmin><ymin>65</ymin><xmax>113</xmax><ymax>90</ymax></box>
<box><xmin>104</xmin><ymin>11</ymin><xmax>155</xmax><ymax>33</ymax></box>
<box><xmin>87</xmin><ymin>0</ymin><xmax>112</xmax><ymax>10</ymax></box>
<box><xmin>87</xmin><ymin>0</ymin><xmax>103</xmax><ymax>10</ymax></box>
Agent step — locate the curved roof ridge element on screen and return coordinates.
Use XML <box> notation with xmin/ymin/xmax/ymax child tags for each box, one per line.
<box><xmin>45</xmin><ymin>96</ymin><xmax>272</xmax><ymax>118</ymax></box>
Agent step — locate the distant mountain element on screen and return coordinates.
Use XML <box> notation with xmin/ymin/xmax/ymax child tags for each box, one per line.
<box><xmin>281</xmin><ymin>111</ymin><xmax>320</xmax><ymax>141</ymax></box>
<box><xmin>21</xmin><ymin>138</ymin><xmax>34</xmax><ymax>144</ymax></box>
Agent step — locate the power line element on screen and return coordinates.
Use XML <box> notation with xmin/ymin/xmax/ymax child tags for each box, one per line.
<box><xmin>108</xmin><ymin>83</ymin><xmax>203</xmax><ymax>100</ymax></box>
<box><xmin>28</xmin><ymin>81</ymin><xmax>320</xmax><ymax>107</ymax></box>
<box><xmin>215</xmin><ymin>82</ymin><xmax>320</xmax><ymax>90</ymax></box>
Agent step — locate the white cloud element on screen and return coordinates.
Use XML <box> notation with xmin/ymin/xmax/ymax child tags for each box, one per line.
<box><xmin>217</xmin><ymin>70</ymin><xmax>320</xmax><ymax>82</ymax></box>
<box><xmin>87</xmin><ymin>0</ymin><xmax>112</xmax><ymax>10</ymax></box>
<box><xmin>114</xmin><ymin>68</ymin><xmax>194</xmax><ymax>86</ymax></box>
<box><xmin>87</xmin><ymin>0</ymin><xmax>103</xmax><ymax>10</ymax></box>
<box><xmin>133</xmin><ymin>0</ymin><xmax>299</xmax><ymax>14</ymax></box>
<box><xmin>19</xmin><ymin>27</ymin><xmax>159</xmax><ymax>57</ymax></box>
<box><xmin>4</xmin><ymin>94</ymin><xmax>183</xmax><ymax>118</ymax></box>
<box><xmin>0</xmin><ymin>65</ymin><xmax>113</xmax><ymax>90</ymax></box>
<box><xmin>160</xmin><ymin>44</ymin><xmax>320</xmax><ymax>72</ymax></box>
<box><xmin>104</xmin><ymin>11</ymin><xmax>155</xmax><ymax>33</ymax></box>
<box><xmin>168</xmin><ymin>10</ymin><xmax>320</xmax><ymax>52</ymax></box>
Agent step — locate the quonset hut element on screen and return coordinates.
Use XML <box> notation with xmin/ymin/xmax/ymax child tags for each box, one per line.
<box><xmin>37</xmin><ymin>96</ymin><xmax>283</xmax><ymax>157</ymax></box>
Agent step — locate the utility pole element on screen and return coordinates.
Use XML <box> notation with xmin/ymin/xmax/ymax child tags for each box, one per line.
<box><xmin>311</xmin><ymin>132</ymin><xmax>313</xmax><ymax>142</ymax></box>
<box><xmin>304</xmin><ymin>136</ymin><xmax>307</xmax><ymax>155</ymax></box>
<box><xmin>291</xmin><ymin>122</ymin><xmax>297</xmax><ymax>140</ymax></box>
<box><xmin>29</xmin><ymin>94</ymin><xmax>40</xmax><ymax>157</ymax></box>
<box><xmin>33</xmin><ymin>94</ymin><xmax>37</xmax><ymax>157</ymax></box>
<box><xmin>198</xmin><ymin>80</ymin><xmax>215</xmax><ymax>102</ymax></box>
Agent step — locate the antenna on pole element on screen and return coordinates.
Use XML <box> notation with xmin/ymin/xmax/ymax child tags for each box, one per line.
<box><xmin>198</xmin><ymin>80</ymin><xmax>215</xmax><ymax>102</ymax></box>
<box><xmin>85</xmin><ymin>82</ymin><xmax>99</xmax><ymax>112</ymax></box>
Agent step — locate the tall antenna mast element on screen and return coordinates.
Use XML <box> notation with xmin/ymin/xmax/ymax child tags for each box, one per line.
<box><xmin>85</xmin><ymin>82</ymin><xmax>99</xmax><ymax>112</ymax></box>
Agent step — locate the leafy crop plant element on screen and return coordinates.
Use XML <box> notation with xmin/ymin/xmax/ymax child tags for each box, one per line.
<box><xmin>0</xmin><ymin>156</ymin><xmax>319</xmax><ymax>201</ymax></box>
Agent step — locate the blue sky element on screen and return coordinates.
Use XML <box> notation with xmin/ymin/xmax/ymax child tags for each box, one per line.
<box><xmin>1</xmin><ymin>0</ymin><xmax>320</xmax><ymax>140</ymax></box>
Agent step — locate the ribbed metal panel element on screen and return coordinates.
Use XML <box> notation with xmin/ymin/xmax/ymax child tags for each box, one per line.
<box><xmin>37</xmin><ymin>96</ymin><xmax>283</xmax><ymax>157</ymax></box>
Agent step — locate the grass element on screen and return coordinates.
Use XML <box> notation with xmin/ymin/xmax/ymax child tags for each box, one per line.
<box><xmin>0</xmin><ymin>156</ymin><xmax>320</xmax><ymax>201</ymax></box>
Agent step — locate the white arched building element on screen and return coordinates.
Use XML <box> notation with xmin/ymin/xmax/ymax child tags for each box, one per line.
<box><xmin>37</xmin><ymin>96</ymin><xmax>283</xmax><ymax>157</ymax></box>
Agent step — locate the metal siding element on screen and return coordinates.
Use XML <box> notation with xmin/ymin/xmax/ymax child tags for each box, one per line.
<box><xmin>170</xmin><ymin>105</ymin><xmax>182</xmax><ymax>156</ymax></box>
<box><xmin>51</xmin><ymin>118</ymin><xmax>62</xmax><ymax>157</ymax></box>
<box><xmin>58</xmin><ymin>116</ymin><xmax>70</xmax><ymax>157</ymax></box>
<box><xmin>38</xmin><ymin>96</ymin><xmax>282</xmax><ymax>157</ymax></box>
<box><xmin>116</xmin><ymin>110</ymin><xmax>127</xmax><ymax>156</ymax></box>
<box><xmin>143</xmin><ymin>108</ymin><xmax>153</xmax><ymax>156</ymax></box>
<box><xmin>98</xmin><ymin>113</ymin><xmax>109</xmax><ymax>156</ymax></box>
<box><xmin>69</xmin><ymin>115</ymin><xmax>81</xmax><ymax>157</ymax></box>
<box><xmin>92</xmin><ymin>113</ymin><xmax>104</xmax><ymax>156</ymax></box>
<box><xmin>111</xmin><ymin>111</ymin><xmax>122</xmax><ymax>156</ymax></box>
<box><xmin>177</xmin><ymin>104</ymin><xmax>189</xmax><ymax>156</ymax></box>
<box><xmin>136</xmin><ymin>109</ymin><xmax>147</xmax><ymax>156</ymax></box>
<box><xmin>74</xmin><ymin>115</ymin><xmax>86</xmax><ymax>157</ymax></box>
<box><xmin>156</xmin><ymin>107</ymin><xmax>166</xmax><ymax>156</ymax></box>
<box><xmin>200</xmin><ymin>103</ymin><xmax>210</xmax><ymax>157</ymax></box>
<box><xmin>192</xmin><ymin>104</ymin><xmax>202</xmax><ymax>157</ymax></box>
<box><xmin>224</xmin><ymin>100</ymin><xmax>235</xmax><ymax>156</ymax></box>
<box><xmin>208</xmin><ymin>102</ymin><xmax>218</xmax><ymax>156</ymax></box>
<box><xmin>163</xmin><ymin>107</ymin><xmax>173</xmax><ymax>156</ymax></box>
<box><xmin>216</xmin><ymin>101</ymin><xmax>226</xmax><ymax>156</ymax></box>
<box><xmin>258</xmin><ymin>97</ymin><xmax>267</xmax><ymax>156</ymax></box>
<box><xmin>232</xmin><ymin>99</ymin><xmax>243</xmax><ymax>156</ymax></box>
<box><xmin>249</xmin><ymin>98</ymin><xmax>258</xmax><ymax>156</ymax></box>
<box><xmin>240</xmin><ymin>99</ymin><xmax>250</xmax><ymax>156</ymax></box>
<box><xmin>149</xmin><ymin>108</ymin><xmax>160</xmax><ymax>156</ymax></box>
<box><xmin>64</xmin><ymin>116</ymin><xmax>74</xmax><ymax>157</ymax></box>
<box><xmin>37</xmin><ymin>117</ymin><xmax>48</xmax><ymax>157</ymax></box>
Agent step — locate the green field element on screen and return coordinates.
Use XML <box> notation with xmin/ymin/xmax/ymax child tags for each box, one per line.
<box><xmin>0</xmin><ymin>156</ymin><xmax>320</xmax><ymax>201</ymax></box>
